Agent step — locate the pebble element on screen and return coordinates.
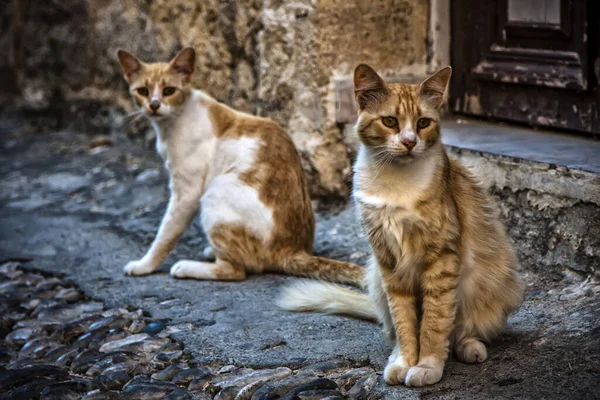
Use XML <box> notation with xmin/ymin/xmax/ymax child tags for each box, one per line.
<box><xmin>279</xmin><ymin>378</ymin><xmax>339</xmax><ymax>400</ymax></box>
<box><xmin>19</xmin><ymin>337</ymin><xmax>59</xmax><ymax>357</ymax></box>
<box><xmin>39</xmin><ymin>379</ymin><xmax>92</xmax><ymax>399</ymax></box>
<box><xmin>187</xmin><ymin>371</ymin><xmax>217</xmax><ymax>392</ymax></box>
<box><xmin>152</xmin><ymin>362</ymin><xmax>189</xmax><ymax>381</ymax></box>
<box><xmin>55</xmin><ymin>348</ymin><xmax>82</xmax><ymax>367</ymax></box>
<box><xmin>81</xmin><ymin>389</ymin><xmax>122</xmax><ymax>399</ymax></box>
<box><xmin>88</xmin><ymin>316</ymin><xmax>129</xmax><ymax>332</ymax></box>
<box><xmin>122</xmin><ymin>376</ymin><xmax>180</xmax><ymax>399</ymax></box>
<box><xmin>128</xmin><ymin>319</ymin><xmax>146</xmax><ymax>333</ymax></box>
<box><xmin>54</xmin><ymin>287</ymin><xmax>83</xmax><ymax>302</ymax></box>
<box><xmin>347</xmin><ymin>373</ymin><xmax>379</xmax><ymax>399</ymax></box>
<box><xmin>142</xmin><ymin>320</ymin><xmax>168</xmax><ymax>336</ymax></box>
<box><xmin>37</xmin><ymin>302</ymin><xmax>104</xmax><ymax>321</ymax></box>
<box><xmin>172</xmin><ymin>367</ymin><xmax>212</xmax><ymax>386</ymax></box>
<box><xmin>117</xmin><ymin>336</ymin><xmax>170</xmax><ymax>355</ymax></box>
<box><xmin>51</xmin><ymin>315</ymin><xmax>102</xmax><ymax>342</ymax></box>
<box><xmin>21</xmin><ymin>297</ymin><xmax>41</xmax><ymax>310</ymax></box>
<box><xmin>158</xmin><ymin>342</ymin><xmax>182</xmax><ymax>353</ymax></box>
<box><xmin>158</xmin><ymin>322</ymin><xmax>195</xmax><ymax>338</ymax></box>
<box><xmin>14</xmin><ymin>319</ymin><xmax>61</xmax><ymax>330</ymax></box>
<box><xmin>332</xmin><ymin>367</ymin><xmax>375</xmax><ymax>391</ymax></box>
<box><xmin>251</xmin><ymin>374</ymin><xmax>318</xmax><ymax>400</ymax></box>
<box><xmin>0</xmin><ymin>262</ymin><xmax>22</xmax><ymax>279</ymax></box>
<box><xmin>31</xmin><ymin>299</ymin><xmax>65</xmax><ymax>317</ymax></box>
<box><xmin>73</xmin><ymin>327</ymin><xmax>111</xmax><ymax>349</ymax></box>
<box><xmin>212</xmin><ymin>368</ymin><xmax>292</xmax><ymax>400</ymax></box>
<box><xmin>70</xmin><ymin>349</ymin><xmax>102</xmax><ymax>373</ymax></box>
<box><xmin>43</xmin><ymin>344</ymin><xmax>73</xmax><ymax>362</ymax></box>
<box><xmin>164</xmin><ymin>388</ymin><xmax>195</xmax><ymax>399</ymax></box>
<box><xmin>99</xmin><ymin>327</ymin><xmax>129</xmax><ymax>345</ymax></box>
<box><xmin>102</xmin><ymin>308</ymin><xmax>129</xmax><ymax>318</ymax></box>
<box><xmin>6</xmin><ymin>327</ymin><xmax>45</xmax><ymax>347</ymax></box>
<box><xmin>85</xmin><ymin>352</ymin><xmax>139</xmax><ymax>377</ymax></box>
<box><xmin>218</xmin><ymin>365</ymin><xmax>237</xmax><ymax>374</ymax></box>
<box><xmin>297</xmin><ymin>389</ymin><xmax>343</xmax><ymax>399</ymax></box>
<box><xmin>35</xmin><ymin>277</ymin><xmax>63</xmax><ymax>291</ymax></box>
<box><xmin>93</xmin><ymin>368</ymin><xmax>133</xmax><ymax>391</ymax></box>
<box><xmin>98</xmin><ymin>333</ymin><xmax>149</xmax><ymax>353</ymax></box>
<box><xmin>151</xmin><ymin>350</ymin><xmax>183</xmax><ymax>369</ymax></box>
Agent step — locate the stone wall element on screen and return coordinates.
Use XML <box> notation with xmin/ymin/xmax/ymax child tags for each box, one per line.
<box><xmin>1</xmin><ymin>0</ymin><xmax>430</xmax><ymax>200</ymax></box>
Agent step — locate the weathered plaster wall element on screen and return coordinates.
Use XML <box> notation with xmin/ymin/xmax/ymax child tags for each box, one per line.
<box><xmin>1</xmin><ymin>0</ymin><xmax>430</xmax><ymax>200</ymax></box>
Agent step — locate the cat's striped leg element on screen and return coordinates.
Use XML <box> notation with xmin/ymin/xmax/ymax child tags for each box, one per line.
<box><xmin>381</xmin><ymin>268</ymin><xmax>419</xmax><ymax>386</ymax></box>
<box><xmin>170</xmin><ymin>258</ymin><xmax>246</xmax><ymax>281</ymax></box>
<box><xmin>405</xmin><ymin>252</ymin><xmax>460</xmax><ymax>387</ymax></box>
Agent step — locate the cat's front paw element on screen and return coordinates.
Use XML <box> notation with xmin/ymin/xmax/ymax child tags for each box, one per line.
<box><xmin>404</xmin><ymin>364</ymin><xmax>443</xmax><ymax>387</ymax></box>
<box><xmin>123</xmin><ymin>260</ymin><xmax>155</xmax><ymax>276</ymax></box>
<box><xmin>384</xmin><ymin>360</ymin><xmax>411</xmax><ymax>385</ymax></box>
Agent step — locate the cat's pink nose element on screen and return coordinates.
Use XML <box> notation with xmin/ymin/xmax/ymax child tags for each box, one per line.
<box><xmin>149</xmin><ymin>100</ymin><xmax>161</xmax><ymax>112</ymax></box>
<box><xmin>402</xmin><ymin>139</ymin><xmax>416</xmax><ymax>151</ymax></box>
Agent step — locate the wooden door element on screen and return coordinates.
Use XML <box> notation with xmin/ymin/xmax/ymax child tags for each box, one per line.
<box><xmin>450</xmin><ymin>0</ymin><xmax>600</xmax><ymax>135</ymax></box>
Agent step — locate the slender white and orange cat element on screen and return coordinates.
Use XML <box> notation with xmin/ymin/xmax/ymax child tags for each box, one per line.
<box><xmin>117</xmin><ymin>48</ymin><xmax>363</xmax><ymax>285</ymax></box>
<box><xmin>279</xmin><ymin>65</ymin><xmax>524</xmax><ymax>387</ymax></box>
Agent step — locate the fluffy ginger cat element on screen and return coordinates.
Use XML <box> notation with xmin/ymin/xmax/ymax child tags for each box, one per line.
<box><xmin>279</xmin><ymin>65</ymin><xmax>524</xmax><ymax>387</ymax></box>
<box><xmin>117</xmin><ymin>48</ymin><xmax>363</xmax><ymax>285</ymax></box>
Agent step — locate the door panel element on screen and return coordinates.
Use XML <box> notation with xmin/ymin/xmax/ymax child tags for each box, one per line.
<box><xmin>451</xmin><ymin>0</ymin><xmax>599</xmax><ymax>135</ymax></box>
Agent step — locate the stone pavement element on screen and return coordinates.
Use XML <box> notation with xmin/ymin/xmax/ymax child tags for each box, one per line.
<box><xmin>0</xmin><ymin>122</ymin><xmax>599</xmax><ymax>399</ymax></box>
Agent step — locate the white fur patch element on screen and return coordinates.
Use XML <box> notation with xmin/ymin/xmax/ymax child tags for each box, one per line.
<box><xmin>170</xmin><ymin>260</ymin><xmax>218</xmax><ymax>279</ymax></box>
<box><xmin>201</xmin><ymin>137</ymin><xmax>274</xmax><ymax>242</ymax></box>
<box><xmin>353</xmin><ymin>146</ymin><xmax>438</xmax><ymax>210</ymax></box>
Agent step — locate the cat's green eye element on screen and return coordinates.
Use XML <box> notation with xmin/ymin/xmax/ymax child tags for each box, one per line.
<box><xmin>163</xmin><ymin>87</ymin><xmax>176</xmax><ymax>96</ymax></box>
<box><xmin>136</xmin><ymin>87</ymin><xmax>149</xmax><ymax>97</ymax></box>
<box><xmin>417</xmin><ymin>118</ymin><xmax>431</xmax><ymax>130</ymax></box>
<box><xmin>381</xmin><ymin>116</ymin><xmax>398</xmax><ymax>128</ymax></box>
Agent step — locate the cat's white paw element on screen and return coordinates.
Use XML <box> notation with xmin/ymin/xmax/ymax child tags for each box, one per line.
<box><xmin>404</xmin><ymin>364</ymin><xmax>444</xmax><ymax>387</ymax></box>
<box><xmin>456</xmin><ymin>339</ymin><xmax>487</xmax><ymax>363</ymax></box>
<box><xmin>123</xmin><ymin>260</ymin><xmax>155</xmax><ymax>276</ymax></box>
<box><xmin>384</xmin><ymin>356</ymin><xmax>411</xmax><ymax>385</ymax></box>
<box><xmin>170</xmin><ymin>261</ymin><xmax>191</xmax><ymax>279</ymax></box>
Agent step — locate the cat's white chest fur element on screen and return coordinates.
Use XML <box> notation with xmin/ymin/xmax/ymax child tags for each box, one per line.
<box><xmin>353</xmin><ymin>146</ymin><xmax>437</xmax><ymax>212</ymax></box>
<box><xmin>353</xmin><ymin>146</ymin><xmax>438</xmax><ymax>266</ymax></box>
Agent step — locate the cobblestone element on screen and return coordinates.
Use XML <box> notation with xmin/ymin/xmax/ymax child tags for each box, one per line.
<box><xmin>0</xmin><ymin>263</ymin><xmax>400</xmax><ymax>399</ymax></box>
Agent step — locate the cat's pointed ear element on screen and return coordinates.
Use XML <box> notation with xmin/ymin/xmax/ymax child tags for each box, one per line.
<box><xmin>354</xmin><ymin>64</ymin><xmax>388</xmax><ymax>110</ymax></box>
<box><xmin>117</xmin><ymin>50</ymin><xmax>144</xmax><ymax>82</ymax></box>
<box><xmin>169</xmin><ymin>47</ymin><xmax>196</xmax><ymax>82</ymax></box>
<box><xmin>419</xmin><ymin>67</ymin><xmax>452</xmax><ymax>109</ymax></box>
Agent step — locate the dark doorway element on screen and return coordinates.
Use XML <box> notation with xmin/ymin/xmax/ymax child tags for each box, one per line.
<box><xmin>450</xmin><ymin>0</ymin><xmax>599</xmax><ymax>135</ymax></box>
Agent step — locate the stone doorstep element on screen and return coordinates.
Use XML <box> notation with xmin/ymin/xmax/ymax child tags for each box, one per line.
<box><xmin>343</xmin><ymin>118</ymin><xmax>600</xmax><ymax>207</ymax></box>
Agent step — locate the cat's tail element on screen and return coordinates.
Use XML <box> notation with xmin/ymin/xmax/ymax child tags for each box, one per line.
<box><xmin>276</xmin><ymin>280</ymin><xmax>378</xmax><ymax>322</ymax></box>
<box><xmin>281</xmin><ymin>252</ymin><xmax>365</xmax><ymax>287</ymax></box>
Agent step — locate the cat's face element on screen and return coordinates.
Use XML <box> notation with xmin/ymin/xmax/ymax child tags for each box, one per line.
<box><xmin>354</xmin><ymin>64</ymin><xmax>452</xmax><ymax>164</ymax></box>
<box><xmin>118</xmin><ymin>48</ymin><xmax>196</xmax><ymax>120</ymax></box>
